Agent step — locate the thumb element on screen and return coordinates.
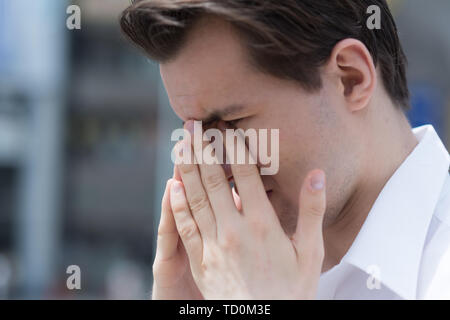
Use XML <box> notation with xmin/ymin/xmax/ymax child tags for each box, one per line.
<box><xmin>292</xmin><ymin>169</ymin><xmax>326</xmax><ymax>269</ymax></box>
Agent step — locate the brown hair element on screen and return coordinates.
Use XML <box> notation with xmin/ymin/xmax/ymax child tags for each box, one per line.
<box><xmin>120</xmin><ymin>0</ymin><xmax>410</xmax><ymax>110</ymax></box>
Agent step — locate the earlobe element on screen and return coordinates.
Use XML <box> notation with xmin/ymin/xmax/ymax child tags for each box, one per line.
<box><xmin>329</xmin><ymin>39</ymin><xmax>377</xmax><ymax>112</ymax></box>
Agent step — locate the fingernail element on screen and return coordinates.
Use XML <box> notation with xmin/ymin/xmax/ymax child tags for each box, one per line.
<box><xmin>310</xmin><ymin>171</ymin><xmax>325</xmax><ymax>191</ymax></box>
<box><xmin>172</xmin><ymin>182</ymin><xmax>182</xmax><ymax>194</ymax></box>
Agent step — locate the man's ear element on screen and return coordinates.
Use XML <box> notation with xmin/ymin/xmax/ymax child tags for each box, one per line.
<box><xmin>325</xmin><ymin>39</ymin><xmax>377</xmax><ymax>112</ymax></box>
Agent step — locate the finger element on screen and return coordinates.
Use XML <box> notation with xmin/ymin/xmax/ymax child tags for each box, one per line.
<box><xmin>293</xmin><ymin>170</ymin><xmax>326</xmax><ymax>273</ymax></box>
<box><xmin>170</xmin><ymin>180</ymin><xmax>203</xmax><ymax>269</ymax></box>
<box><xmin>176</xmin><ymin>139</ymin><xmax>217</xmax><ymax>240</ymax></box>
<box><xmin>220</xmin><ymin>124</ymin><xmax>272</xmax><ymax>217</ymax></box>
<box><xmin>185</xmin><ymin>120</ymin><xmax>239</xmax><ymax>226</ymax></box>
<box><xmin>155</xmin><ymin>179</ymin><xmax>179</xmax><ymax>261</ymax></box>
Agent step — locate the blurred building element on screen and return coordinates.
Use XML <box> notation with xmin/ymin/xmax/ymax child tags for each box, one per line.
<box><xmin>0</xmin><ymin>0</ymin><xmax>179</xmax><ymax>299</ymax></box>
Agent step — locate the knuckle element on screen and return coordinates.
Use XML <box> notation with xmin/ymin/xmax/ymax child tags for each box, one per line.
<box><xmin>171</xmin><ymin>200</ymin><xmax>186</xmax><ymax>215</ymax></box>
<box><xmin>202</xmin><ymin>250</ymin><xmax>219</xmax><ymax>272</ymax></box>
<box><xmin>189</xmin><ymin>193</ymin><xmax>209</xmax><ymax>213</ymax></box>
<box><xmin>220</xmin><ymin>229</ymin><xmax>239</xmax><ymax>250</ymax></box>
<box><xmin>307</xmin><ymin>203</ymin><xmax>326</xmax><ymax>219</ymax></box>
<box><xmin>204</xmin><ymin>172</ymin><xmax>227</xmax><ymax>192</ymax></box>
<box><xmin>157</xmin><ymin>223</ymin><xmax>177</xmax><ymax>236</ymax></box>
<box><xmin>157</xmin><ymin>226</ymin><xmax>168</xmax><ymax>237</ymax></box>
<box><xmin>249</xmin><ymin>220</ymin><xmax>269</xmax><ymax>238</ymax></box>
<box><xmin>233</xmin><ymin>164</ymin><xmax>256</xmax><ymax>178</ymax></box>
<box><xmin>179</xmin><ymin>223</ymin><xmax>198</xmax><ymax>240</ymax></box>
<box><xmin>179</xmin><ymin>163</ymin><xmax>196</xmax><ymax>174</ymax></box>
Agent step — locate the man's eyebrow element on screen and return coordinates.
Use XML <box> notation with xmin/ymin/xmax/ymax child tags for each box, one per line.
<box><xmin>183</xmin><ymin>104</ymin><xmax>245</xmax><ymax>125</ymax></box>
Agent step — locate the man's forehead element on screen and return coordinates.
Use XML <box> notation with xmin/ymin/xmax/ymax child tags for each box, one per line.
<box><xmin>158</xmin><ymin>15</ymin><xmax>254</xmax><ymax>121</ymax></box>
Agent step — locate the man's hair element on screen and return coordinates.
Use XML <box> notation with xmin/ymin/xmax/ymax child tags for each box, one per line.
<box><xmin>120</xmin><ymin>0</ymin><xmax>410</xmax><ymax>110</ymax></box>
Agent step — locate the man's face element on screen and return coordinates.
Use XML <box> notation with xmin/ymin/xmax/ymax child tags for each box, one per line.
<box><xmin>160</xmin><ymin>16</ymin><xmax>361</xmax><ymax>234</ymax></box>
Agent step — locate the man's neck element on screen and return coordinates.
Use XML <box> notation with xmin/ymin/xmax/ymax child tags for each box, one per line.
<box><xmin>321</xmin><ymin>106</ymin><xmax>419</xmax><ymax>273</ymax></box>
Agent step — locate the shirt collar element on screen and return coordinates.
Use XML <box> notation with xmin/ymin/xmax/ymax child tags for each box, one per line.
<box><xmin>341</xmin><ymin>125</ymin><xmax>450</xmax><ymax>299</ymax></box>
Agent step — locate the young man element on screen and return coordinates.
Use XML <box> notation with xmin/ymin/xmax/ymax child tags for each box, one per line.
<box><xmin>120</xmin><ymin>0</ymin><xmax>450</xmax><ymax>299</ymax></box>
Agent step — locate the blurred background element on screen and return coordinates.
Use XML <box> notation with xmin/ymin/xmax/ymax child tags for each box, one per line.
<box><xmin>0</xmin><ymin>0</ymin><xmax>448</xmax><ymax>299</ymax></box>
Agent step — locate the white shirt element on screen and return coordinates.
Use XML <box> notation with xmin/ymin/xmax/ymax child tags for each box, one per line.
<box><xmin>317</xmin><ymin>125</ymin><xmax>450</xmax><ymax>300</ymax></box>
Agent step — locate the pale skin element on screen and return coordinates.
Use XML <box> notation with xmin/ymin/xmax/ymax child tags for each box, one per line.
<box><xmin>154</xmin><ymin>130</ymin><xmax>326</xmax><ymax>299</ymax></box>
<box><xmin>152</xmin><ymin>16</ymin><xmax>418</xmax><ymax>299</ymax></box>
